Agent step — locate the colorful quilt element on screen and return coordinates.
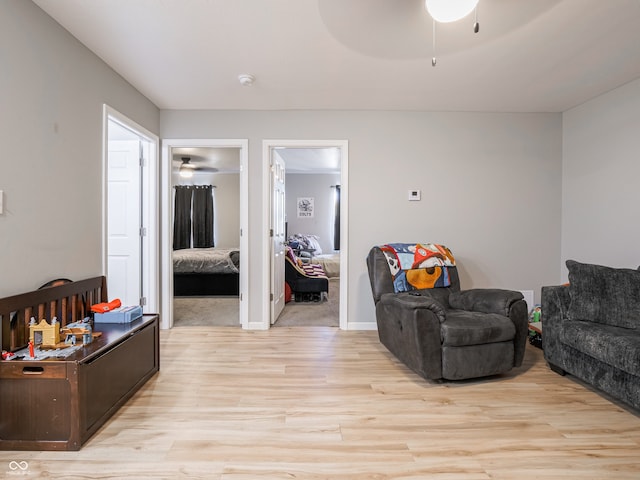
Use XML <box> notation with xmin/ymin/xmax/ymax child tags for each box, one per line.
<box><xmin>380</xmin><ymin>243</ymin><xmax>455</xmax><ymax>293</ymax></box>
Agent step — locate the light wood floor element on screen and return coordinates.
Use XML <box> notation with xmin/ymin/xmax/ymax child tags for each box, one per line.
<box><xmin>2</xmin><ymin>327</ymin><xmax>639</xmax><ymax>479</ymax></box>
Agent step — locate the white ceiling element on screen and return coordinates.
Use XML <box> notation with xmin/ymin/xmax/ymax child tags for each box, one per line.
<box><xmin>33</xmin><ymin>0</ymin><xmax>640</xmax><ymax>113</ymax></box>
<box><xmin>275</xmin><ymin>147</ymin><xmax>341</xmax><ymax>174</ymax></box>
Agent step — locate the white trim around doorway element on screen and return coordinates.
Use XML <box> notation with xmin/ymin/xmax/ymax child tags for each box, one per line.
<box><xmin>261</xmin><ymin>139</ymin><xmax>349</xmax><ymax>330</ymax></box>
<box><xmin>161</xmin><ymin>139</ymin><xmax>249</xmax><ymax>330</ymax></box>
<box><xmin>102</xmin><ymin>105</ymin><xmax>160</xmax><ymax>314</ymax></box>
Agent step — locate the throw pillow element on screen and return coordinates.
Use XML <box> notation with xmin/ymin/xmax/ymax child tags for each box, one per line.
<box><xmin>566</xmin><ymin>260</ymin><xmax>640</xmax><ymax>329</ymax></box>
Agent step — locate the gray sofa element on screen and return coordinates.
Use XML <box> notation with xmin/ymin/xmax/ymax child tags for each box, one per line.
<box><xmin>542</xmin><ymin>260</ymin><xmax>640</xmax><ymax>411</ymax></box>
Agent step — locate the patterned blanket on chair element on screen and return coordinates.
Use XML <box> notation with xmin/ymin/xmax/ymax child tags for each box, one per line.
<box><xmin>285</xmin><ymin>246</ymin><xmax>328</xmax><ymax>278</ymax></box>
<box><xmin>380</xmin><ymin>243</ymin><xmax>455</xmax><ymax>292</ymax></box>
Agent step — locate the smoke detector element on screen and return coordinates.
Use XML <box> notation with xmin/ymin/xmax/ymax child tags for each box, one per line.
<box><xmin>238</xmin><ymin>74</ymin><xmax>255</xmax><ymax>86</ymax></box>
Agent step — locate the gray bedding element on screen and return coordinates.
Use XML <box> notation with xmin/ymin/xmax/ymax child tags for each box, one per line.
<box><xmin>173</xmin><ymin>247</ymin><xmax>240</xmax><ymax>274</ymax></box>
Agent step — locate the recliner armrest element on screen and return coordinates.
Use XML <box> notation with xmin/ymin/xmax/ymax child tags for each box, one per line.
<box><xmin>449</xmin><ymin>289</ymin><xmax>524</xmax><ymax>316</ymax></box>
<box><xmin>381</xmin><ymin>292</ymin><xmax>448</xmax><ymax>323</ymax></box>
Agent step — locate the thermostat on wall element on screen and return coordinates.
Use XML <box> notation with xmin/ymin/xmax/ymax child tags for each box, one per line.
<box><xmin>408</xmin><ymin>189</ymin><xmax>421</xmax><ymax>201</ymax></box>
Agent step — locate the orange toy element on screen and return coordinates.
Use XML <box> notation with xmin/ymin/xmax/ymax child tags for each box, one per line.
<box><xmin>91</xmin><ymin>298</ymin><xmax>122</xmax><ymax>313</ymax></box>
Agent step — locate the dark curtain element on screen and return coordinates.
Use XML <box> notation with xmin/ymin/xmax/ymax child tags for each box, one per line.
<box><xmin>192</xmin><ymin>185</ymin><xmax>215</xmax><ymax>248</ymax></box>
<box><xmin>173</xmin><ymin>186</ymin><xmax>193</xmax><ymax>250</ymax></box>
<box><xmin>333</xmin><ymin>185</ymin><xmax>341</xmax><ymax>251</ymax></box>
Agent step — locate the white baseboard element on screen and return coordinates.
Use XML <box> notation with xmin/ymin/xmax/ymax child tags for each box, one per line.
<box><xmin>346</xmin><ymin>321</ymin><xmax>377</xmax><ymax>331</ymax></box>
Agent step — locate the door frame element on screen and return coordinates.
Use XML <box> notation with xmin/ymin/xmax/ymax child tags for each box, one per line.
<box><xmin>262</xmin><ymin>139</ymin><xmax>349</xmax><ymax>330</ymax></box>
<box><xmin>102</xmin><ymin>105</ymin><xmax>159</xmax><ymax>313</ymax></box>
<box><xmin>161</xmin><ymin>139</ymin><xmax>249</xmax><ymax>330</ymax></box>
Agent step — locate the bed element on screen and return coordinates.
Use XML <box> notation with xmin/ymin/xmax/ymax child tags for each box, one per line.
<box><xmin>173</xmin><ymin>247</ymin><xmax>240</xmax><ymax>296</ymax></box>
<box><xmin>313</xmin><ymin>253</ymin><xmax>340</xmax><ymax>278</ymax></box>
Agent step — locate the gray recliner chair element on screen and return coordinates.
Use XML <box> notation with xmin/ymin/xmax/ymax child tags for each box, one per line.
<box><xmin>367</xmin><ymin>244</ymin><xmax>529</xmax><ymax>381</ymax></box>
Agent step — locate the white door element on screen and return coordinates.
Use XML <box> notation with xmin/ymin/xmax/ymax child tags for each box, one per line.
<box><xmin>270</xmin><ymin>152</ymin><xmax>286</xmax><ymax>323</ymax></box>
<box><xmin>107</xmin><ymin>139</ymin><xmax>142</xmax><ymax>306</ymax></box>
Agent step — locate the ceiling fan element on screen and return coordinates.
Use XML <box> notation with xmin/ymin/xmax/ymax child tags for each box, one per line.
<box><xmin>173</xmin><ymin>156</ymin><xmax>218</xmax><ymax>178</ymax></box>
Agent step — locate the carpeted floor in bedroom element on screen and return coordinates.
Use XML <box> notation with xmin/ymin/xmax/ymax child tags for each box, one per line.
<box><xmin>173</xmin><ymin>277</ymin><xmax>339</xmax><ymax>327</ymax></box>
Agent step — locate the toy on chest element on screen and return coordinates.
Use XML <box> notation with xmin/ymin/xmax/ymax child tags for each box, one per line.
<box><xmin>61</xmin><ymin>320</ymin><xmax>94</xmax><ymax>345</ymax></box>
<box><xmin>29</xmin><ymin>318</ymin><xmax>61</xmax><ymax>348</ymax></box>
<box><xmin>94</xmin><ymin>305</ymin><xmax>143</xmax><ymax>324</ymax></box>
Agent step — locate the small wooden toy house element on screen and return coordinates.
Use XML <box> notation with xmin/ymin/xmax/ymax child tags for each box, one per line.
<box><xmin>29</xmin><ymin>319</ymin><xmax>61</xmax><ymax>347</ymax></box>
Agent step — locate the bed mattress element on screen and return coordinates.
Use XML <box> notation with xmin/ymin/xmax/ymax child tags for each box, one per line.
<box><xmin>172</xmin><ymin>247</ymin><xmax>240</xmax><ymax>274</ymax></box>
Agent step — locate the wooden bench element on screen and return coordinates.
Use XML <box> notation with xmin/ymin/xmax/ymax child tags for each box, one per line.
<box><xmin>1</xmin><ymin>277</ymin><xmax>106</xmax><ymax>353</ymax></box>
<box><xmin>0</xmin><ymin>277</ymin><xmax>159</xmax><ymax>450</ymax></box>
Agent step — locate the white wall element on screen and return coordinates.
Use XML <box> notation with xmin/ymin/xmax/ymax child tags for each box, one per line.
<box><xmin>562</xmin><ymin>78</ymin><xmax>640</xmax><ymax>279</ymax></box>
<box><xmin>161</xmin><ymin>110</ymin><xmax>562</xmax><ymax>327</ymax></box>
<box><xmin>286</xmin><ymin>173</ymin><xmax>340</xmax><ymax>254</ymax></box>
<box><xmin>0</xmin><ymin>0</ymin><xmax>159</xmax><ymax>297</ymax></box>
<box><xmin>171</xmin><ymin>172</ymin><xmax>241</xmax><ymax>248</ymax></box>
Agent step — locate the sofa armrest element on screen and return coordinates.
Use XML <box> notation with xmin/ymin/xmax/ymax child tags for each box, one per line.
<box><xmin>449</xmin><ymin>289</ymin><xmax>524</xmax><ymax>316</ymax></box>
<box><xmin>541</xmin><ymin>285</ymin><xmax>571</xmax><ymax>368</ymax></box>
<box><xmin>541</xmin><ymin>285</ymin><xmax>570</xmax><ymax>326</ymax></box>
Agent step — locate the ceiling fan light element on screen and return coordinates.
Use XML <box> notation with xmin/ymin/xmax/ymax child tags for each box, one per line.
<box><xmin>179</xmin><ymin>156</ymin><xmax>196</xmax><ymax>178</ymax></box>
<box><xmin>179</xmin><ymin>165</ymin><xmax>193</xmax><ymax>178</ymax></box>
<box><xmin>426</xmin><ymin>0</ymin><xmax>479</xmax><ymax>23</ymax></box>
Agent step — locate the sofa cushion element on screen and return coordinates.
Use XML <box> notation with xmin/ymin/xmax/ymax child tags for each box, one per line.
<box><xmin>441</xmin><ymin>310</ymin><xmax>515</xmax><ymax>347</ymax></box>
<box><xmin>562</xmin><ymin>320</ymin><xmax>640</xmax><ymax>377</ymax></box>
<box><xmin>566</xmin><ymin>260</ymin><xmax>640</xmax><ymax>330</ymax></box>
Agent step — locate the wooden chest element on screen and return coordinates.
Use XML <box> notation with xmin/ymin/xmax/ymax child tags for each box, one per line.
<box><xmin>0</xmin><ymin>315</ymin><xmax>159</xmax><ymax>451</ymax></box>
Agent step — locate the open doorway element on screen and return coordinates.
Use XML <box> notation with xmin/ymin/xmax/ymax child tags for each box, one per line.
<box><xmin>161</xmin><ymin>139</ymin><xmax>248</xmax><ymax>330</ymax></box>
<box><xmin>171</xmin><ymin>147</ymin><xmax>242</xmax><ymax>327</ymax></box>
<box><xmin>263</xmin><ymin>140</ymin><xmax>348</xmax><ymax>330</ymax></box>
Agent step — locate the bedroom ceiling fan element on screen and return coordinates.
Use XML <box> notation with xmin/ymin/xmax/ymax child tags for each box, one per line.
<box><xmin>174</xmin><ymin>156</ymin><xmax>219</xmax><ymax>178</ymax></box>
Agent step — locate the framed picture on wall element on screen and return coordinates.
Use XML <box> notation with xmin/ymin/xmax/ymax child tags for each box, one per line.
<box><xmin>297</xmin><ymin>197</ymin><xmax>314</xmax><ymax>218</ymax></box>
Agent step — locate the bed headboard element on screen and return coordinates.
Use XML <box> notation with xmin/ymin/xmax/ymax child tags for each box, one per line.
<box><xmin>0</xmin><ymin>276</ymin><xmax>107</xmax><ymax>352</ymax></box>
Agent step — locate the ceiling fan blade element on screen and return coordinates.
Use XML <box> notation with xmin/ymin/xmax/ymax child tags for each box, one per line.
<box><xmin>172</xmin><ymin>154</ymin><xmax>219</xmax><ymax>173</ymax></box>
